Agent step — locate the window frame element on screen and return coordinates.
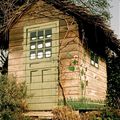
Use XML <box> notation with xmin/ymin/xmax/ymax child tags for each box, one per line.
<box><xmin>29</xmin><ymin>28</ymin><xmax>52</xmax><ymax>60</ymax></box>
<box><xmin>24</xmin><ymin>21</ymin><xmax>59</xmax><ymax>61</ymax></box>
<box><xmin>90</xmin><ymin>51</ymin><xmax>99</xmax><ymax>68</ymax></box>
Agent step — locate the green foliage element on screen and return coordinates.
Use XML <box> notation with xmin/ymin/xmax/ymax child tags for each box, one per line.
<box><xmin>79</xmin><ymin>108</ymin><xmax>120</xmax><ymax>120</ymax></box>
<box><xmin>68</xmin><ymin>66</ymin><xmax>75</xmax><ymax>72</ymax></box>
<box><xmin>107</xmin><ymin>57</ymin><xmax>120</xmax><ymax>109</ymax></box>
<box><xmin>72</xmin><ymin>60</ymin><xmax>78</xmax><ymax>65</ymax></box>
<box><xmin>52</xmin><ymin>106</ymin><xmax>120</xmax><ymax>120</ymax></box>
<box><xmin>58</xmin><ymin>101</ymin><xmax>120</xmax><ymax>119</ymax></box>
<box><xmin>0</xmin><ymin>75</ymin><xmax>29</xmax><ymax>120</ymax></box>
<box><xmin>59</xmin><ymin>98</ymin><xmax>105</xmax><ymax>110</ymax></box>
<box><xmin>93</xmin><ymin>108</ymin><xmax>120</xmax><ymax>120</ymax></box>
<box><xmin>69</xmin><ymin>0</ymin><xmax>110</xmax><ymax>21</ymax></box>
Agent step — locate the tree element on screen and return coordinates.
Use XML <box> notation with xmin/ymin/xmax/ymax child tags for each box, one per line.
<box><xmin>0</xmin><ymin>0</ymin><xmax>111</xmax><ymax>31</ymax></box>
<box><xmin>0</xmin><ymin>0</ymin><xmax>30</xmax><ymax>72</ymax></box>
<box><xmin>0</xmin><ymin>0</ymin><xmax>28</xmax><ymax>30</ymax></box>
<box><xmin>69</xmin><ymin>0</ymin><xmax>111</xmax><ymax>21</ymax></box>
<box><xmin>107</xmin><ymin>56</ymin><xmax>120</xmax><ymax>109</ymax></box>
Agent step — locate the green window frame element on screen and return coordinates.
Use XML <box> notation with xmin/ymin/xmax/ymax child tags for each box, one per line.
<box><xmin>90</xmin><ymin>51</ymin><xmax>99</xmax><ymax>68</ymax></box>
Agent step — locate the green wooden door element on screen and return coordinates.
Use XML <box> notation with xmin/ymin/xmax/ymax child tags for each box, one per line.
<box><xmin>24</xmin><ymin>21</ymin><xmax>59</xmax><ymax>110</ymax></box>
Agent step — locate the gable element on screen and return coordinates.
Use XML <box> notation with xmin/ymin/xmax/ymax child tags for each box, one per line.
<box><xmin>1</xmin><ymin>0</ymin><xmax>119</xmax><ymax>57</ymax></box>
<box><xmin>10</xmin><ymin>0</ymin><xmax>70</xmax><ymax>30</ymax></box>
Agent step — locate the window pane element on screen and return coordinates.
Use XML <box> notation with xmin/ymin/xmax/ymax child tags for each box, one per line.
<box><xmin>45</xmin><ymin>49</ymin><xmax>51</xmax><ymax>58</ymax></box>
<box><xmin>30</xmin><ymin>42</ymin><xmax>36</xmax><ymax>50</ymax></box>
<box><xmin>90</xmin><ymin>51</ymin><xmax>94</xmax><ymax>61</ymax></box>
<box><xmin>38</xmin><ymin>50</ymin><xmax>43</xmax><ymax>59</ymax></box>
<box><xmin>45</xmin><ymin>39</ymin><xmax>52</xmax><ymax>47</ymax></box>
<box><xmin>95</xmin><ymin>55</ymin><xmax>98</xmax><ymax>64</ymax></box>
<box><xmin>45</xmin><ymin>29</ymin><xmax>52</xmax><ymax>38</ymax></box>
<box><xmin>30</xmin><ymin>32</ymin><xmax>36</xmax><ymax>41</ymax></box>
<box><xmin>38</xmin><ymin>41</ymin><xmax>43</xmax><ymax>49</ymax></box>
<box><xmin>38</xmin><ymin>30</ymin><xmax>44</xmax><ymax>40</ymax></box>
<box><xmin>30</xmin><ymin>51</ymin><xmax>36</xmax><ymax>59</ymax></box>
<box><xmin>91</xmin><ymin>60</ymin><xmax>94</xmax><ymax>65</ymax></box>
<box><xmin>95</xmin><ymin>63</ymin><xmax>98</xmax><ymax>68</ymax></box>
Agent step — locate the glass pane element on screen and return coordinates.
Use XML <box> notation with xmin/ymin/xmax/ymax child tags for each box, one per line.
<box><xmin>90</xmin><ymin>51</ymin><xmax>94</xmax><ymax>61</ymax></box>
<box><xmin>30</xmin><ymin>42</ymin><xmax>36</xmax><ymax>50</ymax></box>
<box><xmin>45</xmin><ymin>49</ymin><xmax>51</xmax><ymax>58</ymax></box>
<box><xmin>38</xmin><ymin>41</ymin><xmax>43</xmax><ymax>49</ymax></box>
<box><xmin>95</xmin><ymin>55</ymin><xmax>98</xmax><ymax>64</ymax></box>
<box><xmin>45</xmin><ymin>42</ymin><xmax>51</xmax><ymax>47</ymax></box>
<box><xmin>38</xmin><ymin>50</ymin><xmax>43</xmax><ymax>59</ymax></box>
<box><xmin>95</xmin><ymin>63</ymin><xmax>98</xmax><ymax>68</ymax></box>
<box><xmin>38</xmin><ymin>30</ymin><xmax>44</xmax><ymax>40</ymax></box>
<box><xmin>91</xmin><ymin>60</ymin><xmax>94</xmax><ymax>65</ymax></box>
<box><xmin>30</xmin><ymin>51</ymin><xmax>36</xmax><ymax>59</ymax></box>
<box><xmin>45</xmin><ymin>29</ymin><xmax>52</xmax><ymax>38</ymax></box>
<box><xmin>30</xmin><ymin>32</ymin><xmax>36</xmax><ymax>41</ymax></box>
<box><xmin>45</xmin><ymin>39</ymin><xmax>52</xmax><ymax>47</ymax></box>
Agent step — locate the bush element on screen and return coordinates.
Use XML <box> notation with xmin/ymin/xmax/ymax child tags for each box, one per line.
<box><xmin>79</xmin><ymin>108</ymin><xmax>120</xmax><ymax>120</ymax></box>
<box><xmin>0</xmin><ymin>75</ymin><xmax>29</xmax><ymax>120</ymax></box>
<box><xmin>52</xmin><ymin>106</ymin><xmax>80</xmax><ymax>120</ymax></box>
<box><xmin>99</xmin><ymin>108</ymin><xmax>120</xmax><ymax>120</ymax></box>
<box><xmin>52</xmin><ymin>106</ymin><xmax>120</xmax><ymax>120</ymax></box>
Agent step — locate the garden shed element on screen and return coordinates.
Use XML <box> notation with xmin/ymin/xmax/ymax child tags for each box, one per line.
<box><xmin>3</xmin><ymin>0</ymin><xmax>120</xmax><ymax>111</ymax></box>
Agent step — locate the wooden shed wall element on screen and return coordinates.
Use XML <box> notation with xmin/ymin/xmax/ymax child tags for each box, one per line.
<box><xmin>78</xmin><ymin>47</ymin><xmax>107</xmax><ymax>100</ymax></box>
<box><xmin>8</xmin><ymin>0</ymin><xmax>107</xmax><ymax>107</ymax></box>
<box><xmin>9</xmin><ymin>0</ymin><xmax>80</xmax><ymax>102</ymax></box>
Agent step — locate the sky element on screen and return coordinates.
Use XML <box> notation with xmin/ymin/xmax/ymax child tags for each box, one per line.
<box><xmin>110</xmin><ymin>0</ymin><xmax>120</xmax><ymax>39</ymax></box>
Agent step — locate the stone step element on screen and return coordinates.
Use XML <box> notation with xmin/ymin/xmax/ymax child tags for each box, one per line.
<box><xmin>24</xmin><ymin>111</ymin><xmax>53</xmax><ymax>120</ymax></box>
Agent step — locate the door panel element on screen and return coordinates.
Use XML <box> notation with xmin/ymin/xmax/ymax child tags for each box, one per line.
<box><xmin>24</xmin><ymin>21</ymin><xmax>59</xmax><ymax>110</ymax></box>
<box><xmin>30</xmin><ymin>70</ymin><xmax>41</xmax><ymax>83</ymax></box>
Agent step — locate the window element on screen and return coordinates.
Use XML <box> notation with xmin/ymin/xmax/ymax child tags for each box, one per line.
<box><xmin>29</xmin><ymin>28</ymin><xmax>52</xmax><ymax>59</ymax></box>
<box><xmin>90</xmin><ymin>51</ymin><xmax>99</xmax><ymax>68</ymax></box>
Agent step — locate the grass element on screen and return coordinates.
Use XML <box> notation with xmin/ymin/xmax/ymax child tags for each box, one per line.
<box><xmin>59</xmin><ymin>98</ymin><xmax>105</xmax><ymax>110</ymax></box>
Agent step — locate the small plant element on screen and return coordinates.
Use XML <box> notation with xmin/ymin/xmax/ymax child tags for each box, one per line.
<box><xmin>0</xmin><ymin>75</ymin><xmax>29</xmax><ymax>120</ymax></box>
<box><xmin>68</xmin><ymin>66</ymin><xmax>75</xmax><ymax>72</ymax></box>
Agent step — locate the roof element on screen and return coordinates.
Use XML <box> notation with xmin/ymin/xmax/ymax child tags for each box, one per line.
<box><xmin>0</xmin><ymin>0</ymin><xmax>120</xmax><ymax>57</ymax></box>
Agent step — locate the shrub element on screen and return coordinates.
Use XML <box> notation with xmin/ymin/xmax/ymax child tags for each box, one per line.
<box><xmin>52</xmin><ymin>106</ymin><xmax>120</xmax><ymax>120</ymax></box>
<box><xmin>52</xmin><ymin>106</ymin><xmax>80</xmax><ymax>120</ymax></box>
<box><xmin>99</xmin><ymin>108</ymin><xmax>120</xmax><ymax>120</ymax></box>
<box><xmin>0</xmin><ymin>75</ymin><xmax>29</xmax><ymax>120</ymax></box>
<box><xmin>79</xmin><ymin>108</ymin><xmax>120</xmax><ymax>120</ymax></box>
